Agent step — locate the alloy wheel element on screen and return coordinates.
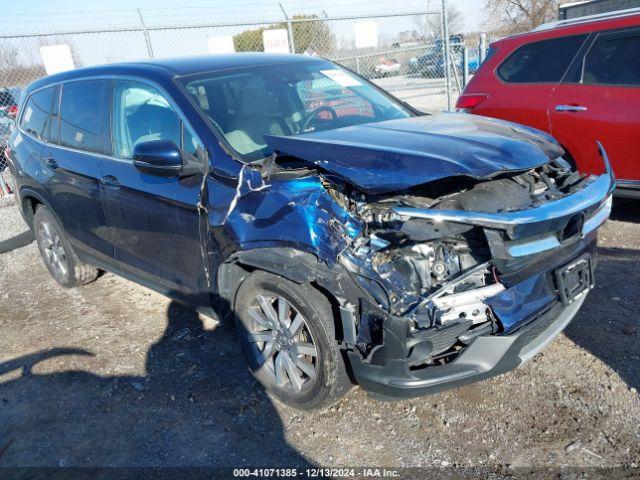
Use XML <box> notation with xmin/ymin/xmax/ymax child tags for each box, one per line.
<box><xmin>245</xmin><ymin>294</ymin><xmax>318</xmax><ymax>392</ymax></box>
<box><xmin>39</xmin><ymin>221</ymin><xmax>68</xmax><ymax>280</ymax></box>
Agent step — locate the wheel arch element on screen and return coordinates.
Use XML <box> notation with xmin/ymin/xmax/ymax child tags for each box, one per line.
<box><xmin>218</xmin><ymin>247</ymin><xmax>332</xmax><ymax>306</ymax></box>
<box><xmin>217</xmin><ymin>247</ymin><xmax>351</xmax><ymax>343</ymax></box>
<box><xmin>18</xmin><ymin>188</ymin><xmax>50</xmax><ymax>228</ymax></box>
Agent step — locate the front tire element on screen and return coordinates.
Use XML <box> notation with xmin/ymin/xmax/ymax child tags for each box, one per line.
<box><xmin>34</xmin><ymin>206</ymin><xmax>99</xmax><ymax>288</ymax></box>
<box><xmin>235</xmin><ymin>271</ymin><xmax>352</xmax><ymax>409</ymax></box>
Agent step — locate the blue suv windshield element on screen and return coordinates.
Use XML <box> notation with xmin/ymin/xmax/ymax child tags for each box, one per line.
<box><xmin>180</xmin><ymin>61</ymin><xmax>412</xmax><ymax>162</ymax></box>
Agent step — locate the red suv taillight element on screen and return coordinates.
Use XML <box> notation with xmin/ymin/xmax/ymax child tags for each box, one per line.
<box><xmin>455</xmin><ymin>94</ymin><xmax>488</xmax><ymax>111</ymax></box>
<box><xmin>6</xmin><ymin>104</ymin><xmax>17</xmax><ymax>120</ymax></box>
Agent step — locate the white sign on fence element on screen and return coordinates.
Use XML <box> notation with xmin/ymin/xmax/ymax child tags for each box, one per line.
<box><xmin>354</xmin><ymin>21</ymin><xmax>379</xmax><ymax>49</ymax></box>
<box><xmin>40</xmin><ymin>44</ymin><xmax>75</xmax><ymax>75</ymax></box>
<box><xmin>207</xmin><ymin>36</ymin><xmax>236</xmax><ymax>54</ymax></box>
<box><xmin>263</xmin><ymin>29</ymin><xmax>290</xmax><ymax>53</ymax></box>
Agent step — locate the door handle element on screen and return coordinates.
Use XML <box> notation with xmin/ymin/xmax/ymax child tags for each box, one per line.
<box><xmin>44</xmin><ymin>157</ymin><xmax>58</xmax><ymax>169</ymax></box>
<box><xmin>555</xmin><ymin>104</ymin><xmax>588</xmax><ymax>112</ymax></box>
<box><xmin>99</xmin><ymin>175</ymin><xmax>120</xmax><ymax>188</ymax></box>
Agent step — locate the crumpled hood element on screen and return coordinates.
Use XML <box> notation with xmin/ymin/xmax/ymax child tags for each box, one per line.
<box><xmin>264</xmin><ymin>113</ymin><xmax>564</xmax><ymax>194</ymax></box>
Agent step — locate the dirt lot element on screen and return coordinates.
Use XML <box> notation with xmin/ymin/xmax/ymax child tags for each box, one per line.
<box><xmin>0</xmin><ymin>194</ymin><xmax>639</xmax><ymax>470</ymax></box>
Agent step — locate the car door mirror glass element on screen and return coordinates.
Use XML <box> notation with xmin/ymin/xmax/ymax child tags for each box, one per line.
<box><xmin>132</xmin><ymin>139</ymin><xmax>183</xmax><ymax>178</ymax></box>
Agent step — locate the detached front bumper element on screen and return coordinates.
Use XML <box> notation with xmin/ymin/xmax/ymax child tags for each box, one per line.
<box><xmin>348</xmin><ymin>295</ymin><xmax>585</xmax><ymax>400</ymax></box>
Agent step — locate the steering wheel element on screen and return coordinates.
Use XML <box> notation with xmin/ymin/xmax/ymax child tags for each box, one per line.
<box><xmin>301</xmin><ymin>106</ymin><xmax>338</xmax><ymax>132</ymax></box>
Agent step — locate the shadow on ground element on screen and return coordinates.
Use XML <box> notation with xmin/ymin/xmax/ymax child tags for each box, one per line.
<box><xmin>564</xmin><ymin>247</ymin><xmax>640</xmax><ymax>391</ymax></box>
<box><xmin>0</xmin><ymin>230</ymin><xmax>34</xmax><ymax>254</ymax></box>
<box><xmin>611</xmin><ymin>198</ymin><xmax>640</xmax><ymax>223</ymax></box>
<box><xmin>0</xmin><ymin>300</ymin><xmax>311</xmax><ymax>468</ymax></box>
<box><xmin>0</xmin><ymin>198</ymin><xmax>637</xmax><ymax>469</ymax></box>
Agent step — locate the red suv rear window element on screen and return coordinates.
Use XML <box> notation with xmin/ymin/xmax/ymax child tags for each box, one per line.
<box><xmin>497</xmin><ymin>34</ymin><xmax>587</xmax><ymax>83</ymax></box>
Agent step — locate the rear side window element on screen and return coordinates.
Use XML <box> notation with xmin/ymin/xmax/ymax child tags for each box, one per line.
<box><xmin>59</xmin><ymin>80</ymin><xmax>111</xmax><ymax>154</ymax></box>
<box><xmin>583</xmin><ymin>34</ymin><xmax>640</xmax><ymax>86</ymax></box>
<box><xmin>498</xmin><ymin>35</ymin><xmax>587</xmax><ymax>83</ymax></box>
<box><xmin>20</xmin><ymin>87</ymin><xmax>55</xmax><ymax>141</ymax></box>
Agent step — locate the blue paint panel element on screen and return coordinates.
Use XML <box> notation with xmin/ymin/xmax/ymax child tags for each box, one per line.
<box><xmin>264</xmin><ymin>114</ymin><xmax>564</xmax><ymax>194</ymax></box>
<box><xmin>209</xmin><ymin>169</ymin><xmax>362</xmax><ymax>264</ymax></box>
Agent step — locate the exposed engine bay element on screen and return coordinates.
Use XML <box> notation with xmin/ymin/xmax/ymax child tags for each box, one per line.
<box><xmin>319</xmin><ymin>158</ymin><xmax>592</xmax><ymax>368</ymax></box>
<box><xmin>249</xmin><ymin>114</ymin><xmax>613</xmax><ymax>397</ymax></box>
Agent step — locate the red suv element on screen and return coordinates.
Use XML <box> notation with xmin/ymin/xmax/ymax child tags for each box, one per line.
<box><xmin>458</xmin><ymin>9</ymin><xmax>640</xmax><ymax>198</ymax></box>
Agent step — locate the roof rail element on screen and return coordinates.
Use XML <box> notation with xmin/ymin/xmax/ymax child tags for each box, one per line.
<box><xmin>533</xmin><ymin>6</ymin><xmax>640</xmax><ymax>32</ymax></box>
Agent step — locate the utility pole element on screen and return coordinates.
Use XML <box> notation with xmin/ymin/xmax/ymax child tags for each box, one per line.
<box><xmin>441</xmin><ymin>0</ymin><xmax>452</xmax><ymax>111</ymax></box>
<box><xmin>279</xmin><ymin>3</ymin><xmax>296</xmax><ymax>54</ymax></box>
<box><xmin>479</xmin><ymin>33</ymin><xmax>487</xmax><ymax>64</ymax></box>
<box><xmin>462</xmin><ymin>45</ymin><xmax>469</xmax><ymax>87</ymax></box>
<box><xmin>137</xmin><ymin>9</ymin><xmax>155</xmax><ymax>59</ymax></box>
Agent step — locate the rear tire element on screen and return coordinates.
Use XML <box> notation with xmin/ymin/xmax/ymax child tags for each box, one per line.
<box><xmin>34</xmin><ymin>206</ymin><xmax>99</xmax><ymax>288</ymax></box>
<box><xmin>235</xmin><ymin>271</ymin><xmax>352</xmax><ymax>410</ymax></box>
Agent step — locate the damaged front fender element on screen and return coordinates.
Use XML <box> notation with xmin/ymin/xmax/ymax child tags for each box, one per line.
<box><xmin>207</xmin><ymin>165</ymin><xmax>362</xmax><ymax>265</ymax></box>
<box><xmin>205</xmin><ymin>136</ymin><xmax>612</xmax><ymax>401</ymax></box>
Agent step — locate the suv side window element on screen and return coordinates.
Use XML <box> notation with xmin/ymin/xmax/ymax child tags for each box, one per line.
<box><xmin>59</xmin><ymin>80</ymin><xmax>111</xmax><ymax>154</ymax></box>
<box><xmin>583</xmin><ymin>33</ymin><xmax>640</xmax><ymax>86</ymax></box>
<box><xmin>20</xmin><ymin>87</ymin><xmax>55</xmax><ymax>141</ymax></box>
<box><xmin>498</xmin><ymin>35</ymin><xmax>587</xmax><ymax>83</ymax></box>
<box><xmin>112</xmin><ymin>80</ymin><xmax>202</xmax><ymax>162</ymax></box>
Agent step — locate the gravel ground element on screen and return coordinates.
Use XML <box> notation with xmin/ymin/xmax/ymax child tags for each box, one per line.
<box><xmin>0</xmin><ymin>194</ymin><xmax>639</xmax><ymax>471</ymax></box>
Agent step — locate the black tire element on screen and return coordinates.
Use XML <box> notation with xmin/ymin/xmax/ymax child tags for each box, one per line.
<box><xmin>33</xmin><ymin>206</ymin><xmax>99</xmax><ymax>288</ymax></box>
<box><xmin>235</xmin><ymin>271</ymin><xmax>352</xmax><ymax>410</ymax></box>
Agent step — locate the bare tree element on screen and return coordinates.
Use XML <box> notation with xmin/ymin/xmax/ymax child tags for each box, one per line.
<box><xmin>483</xmin><ymin>0</ymin><xmax>560</xmax><ymax>35</ymax></box>
<box><xmin>0</xmin><ymin>43</ymin><xmax>20</xmax><ymax>71</ymax></box>
<box><xmin>419</xmin><ymin>5</ymin><xmax>467</xmax><ymax>39</ymax></box>
<box><xmin>446</xmin><ymin>6</ymin><xmax>467</xmax><ymax>34</ymax></box>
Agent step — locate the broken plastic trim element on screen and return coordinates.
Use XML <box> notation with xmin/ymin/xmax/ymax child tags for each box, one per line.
<box><xmin>392</xmin><ymin>142</ymin><xmax>615</xmax><ymax>240</ymax></box>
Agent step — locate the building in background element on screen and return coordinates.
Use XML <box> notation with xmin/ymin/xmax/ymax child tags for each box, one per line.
<box><xmin>559</xmin><ymin>0</ymin><xmax>640</xmax><ymax>19</ymax></box>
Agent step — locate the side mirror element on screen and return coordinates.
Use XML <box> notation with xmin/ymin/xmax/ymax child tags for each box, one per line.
<box><xmin>132</xmin><ymin>140</ymin><xmax>183</xmax><ymax>178</ymax></box>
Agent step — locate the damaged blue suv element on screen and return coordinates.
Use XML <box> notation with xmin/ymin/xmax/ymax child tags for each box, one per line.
<box><xmin>7</xmin><ymin>54</ymin><xmax>614</xmax><ymax>409</ymax></box>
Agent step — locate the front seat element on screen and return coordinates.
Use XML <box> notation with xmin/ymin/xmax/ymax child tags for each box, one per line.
<box><xmin>225</xmin><ymin>89</ymin><xmax>287</xmax><ymax>155</ymax></box>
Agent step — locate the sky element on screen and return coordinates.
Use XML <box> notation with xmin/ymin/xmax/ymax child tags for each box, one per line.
<box><xmin>0</xmin><ymin>0</ymin><xmax>489</xmax><ymax>73</ymax></box>
<box><xmin>0</xmin><ymin>0</ymin><xmax>487</xmax><ymax>34</ymax></box>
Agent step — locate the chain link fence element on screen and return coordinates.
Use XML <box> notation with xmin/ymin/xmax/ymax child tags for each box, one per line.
<box><xmin>0</xmin><ymin>6</ymin><xmax>474</xmax><ymax>198</ymax></box>
<box><xmin>0</xmin><ymin>121</ymin><xmax>12</xmax><ymax>197</ymax></box>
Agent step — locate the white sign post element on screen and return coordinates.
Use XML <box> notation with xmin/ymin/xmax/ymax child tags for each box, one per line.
<box><xmin>207</xmin><ymin>36</ymin><xmax>236</xmax><ymax>54</ymax></box>
<box><xmin>354</xmin><ymin>21</ymin><xmax>379</xmax><ymax>49</ymax></box>
<box><xmin>263</xmin><ymin>29</ymin><xmax>290</xmax><ymax>53</ymax></box>
<box><xmin>39</xmin><ymin>44</ymin><xmax>75</xmax><ymax>75</ymax></box>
